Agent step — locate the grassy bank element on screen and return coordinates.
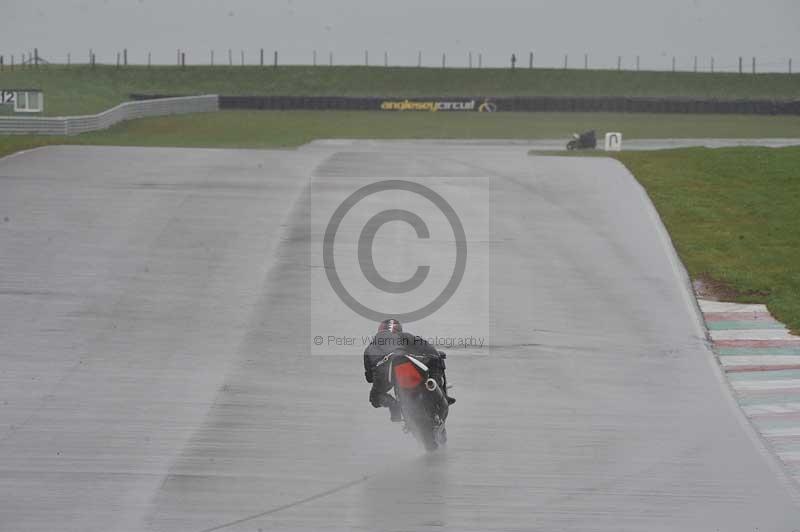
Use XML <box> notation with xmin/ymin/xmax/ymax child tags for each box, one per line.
<box><xmin>607</xmin><ymin>148</ymin><xmax>800</xmax><ymax>333</ymax></box>
<box><xmin>2</xmin><ymin>65</ymin><xmax>800</xmax><ymax>115</ymax></box>
<box><xmin>3</xmin><ymin>110</ymin><xmax>800</xmax><ymax>158</ymax></box>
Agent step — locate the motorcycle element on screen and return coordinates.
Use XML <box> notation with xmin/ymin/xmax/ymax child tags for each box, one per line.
<box><xmin>566</xmin><ymin>129</ymin><xmax>597</xmax><ymax>150</ymax></box>
<box><xmin>375</xmin><ymin>350</ymin><xmax>450</xmax><ymax>451</ymax></box>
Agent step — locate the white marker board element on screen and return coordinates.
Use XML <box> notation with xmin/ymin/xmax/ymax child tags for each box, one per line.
<box><xmin>605</xmin><ymin>132</ymin><xmax>623</xmax><ymax>151</ymax></box>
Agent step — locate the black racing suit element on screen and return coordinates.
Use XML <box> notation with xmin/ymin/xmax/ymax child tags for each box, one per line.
<box><xmin>363</xmin><ymin>331</ymin><xmax>446</xmax><ymax>415</ymax></box>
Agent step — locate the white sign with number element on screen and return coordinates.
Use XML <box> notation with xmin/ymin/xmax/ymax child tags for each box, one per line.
<box><xmin>0</xmin><ymin>90</ymin><xmax>16</xmax><ymax>105</ymax></box>
<box><xmin>605</xmin><ymin>132</ymin><xmax>623</xmax><ymax>152</ymax></box>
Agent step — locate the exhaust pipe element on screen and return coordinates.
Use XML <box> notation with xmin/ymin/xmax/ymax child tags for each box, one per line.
<box><xmin>425</xmin><ymin>378</ymin><xmax>438</xmax><ymax>392</ymax></box>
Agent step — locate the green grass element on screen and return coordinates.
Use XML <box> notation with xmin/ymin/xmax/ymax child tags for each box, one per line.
<box><xmin>2</xmin><ymin>65</ymin><xmax>800</xmax><ymax>115</ymax></box>
<box><xmin>0</xmin><ymin>136</ymin><xmax>67</xmax><ymax>160</ymax></box>
<box><xmin>604</xmin><ymin>148</ymin><xmax>800</xmax><ymax>333</ymax></box>
<box><xmin>2</xmin><ymin>110</ymin><xmax>800</xmax><ymax>158</ymax></box>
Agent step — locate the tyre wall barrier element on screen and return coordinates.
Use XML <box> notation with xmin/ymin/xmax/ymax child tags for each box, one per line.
<box><xmin>0</xmin><ymin>95</ymin><xmax>219</xmax><ymax>135</ymax></box>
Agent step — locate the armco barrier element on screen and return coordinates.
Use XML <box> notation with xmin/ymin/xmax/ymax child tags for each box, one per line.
<box><xmin>0</xmin><ymin>95</ymin><xmax>219</xmax><ymax>135</ymax></box>
<box><xmin>176</xmin><ymin>94</ymin><xmax>800</xmax><ymax>115</ymax></box>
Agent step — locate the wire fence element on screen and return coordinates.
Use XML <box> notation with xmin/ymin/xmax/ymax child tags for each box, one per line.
<box><xmin>0</xmin><ymin>48</ymin><xmax>796</xmax><ymax>74</ymax></box>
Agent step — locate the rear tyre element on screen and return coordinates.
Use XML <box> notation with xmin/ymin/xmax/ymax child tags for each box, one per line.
<box><xmin>422</xmin><ymin>424</ymin><xmax>448</xmax><ymax>451</ymax></box>
<box><xmin>414</xmin><ymin>418</ymin><xmax>439</xmax><ymax>451</ymax></box>
<box><xmin>435</xmin><ymin>426</ymin><xmax>448</xmax><ymax>448</ymax></box>
<box><xmin>422</xmin><ymin>430</ymin><xmax>439</xmax><ymax>452</ymax></box>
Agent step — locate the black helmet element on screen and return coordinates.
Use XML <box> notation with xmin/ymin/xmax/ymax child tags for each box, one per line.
<box><xmin>377</xmin><ymin>318</ymin><xmax>402</xmax><ymax>334</ymax></box>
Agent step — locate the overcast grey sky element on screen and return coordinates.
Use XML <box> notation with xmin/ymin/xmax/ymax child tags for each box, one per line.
<box><xmin>1</xmin><ymin>0</ymin><xmax>798</xmax><ymax>71</ymax></box>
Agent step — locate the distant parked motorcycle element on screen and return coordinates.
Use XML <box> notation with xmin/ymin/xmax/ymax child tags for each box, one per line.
<box><xmin>375</xmin><ymin>349</ymin><xmax>450</xmax><ymax>451</ymax></box>
<box><xmin>566</xmin><ymin>129</ymin><xmax>597</xmax><ymax>150</ymax></box>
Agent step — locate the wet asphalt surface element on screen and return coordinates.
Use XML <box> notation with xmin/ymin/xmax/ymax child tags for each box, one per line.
<box><xmin>1</xmin><ymin>143</ymin><xmax>799</xmax><ymax>531</ymax></box>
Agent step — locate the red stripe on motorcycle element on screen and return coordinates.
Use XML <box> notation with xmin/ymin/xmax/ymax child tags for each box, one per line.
<box><xmin>394</xmin><ymin>362</ymin><xmax>423</xmax><ymax>389</ymax></box>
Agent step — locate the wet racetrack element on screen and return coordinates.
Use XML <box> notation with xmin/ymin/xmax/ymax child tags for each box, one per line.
<box><xmin>1</xmin><ymin>143</ymin><xmax>799</xmax><ymax>531</ymax></box>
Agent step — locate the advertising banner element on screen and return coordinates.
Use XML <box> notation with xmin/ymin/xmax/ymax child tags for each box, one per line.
<box><xmin>379</xmin><ymin>99</ymin><xmax>496</xmax><ymax>112</ymax></box>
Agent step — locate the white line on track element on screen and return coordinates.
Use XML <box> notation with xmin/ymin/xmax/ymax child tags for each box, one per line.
<box><xmin>721</xmin><ymin>356</ymin><xmax>800</xmax><ymax>367</ymax></box>
<box><xmin>732</xmin><ymin>379</ymin><xmax>800</xmax><ymax>392</ymax></box>
<box><xmin>712</xmin><ymin>329</ymin><xmax>793</xmax><ymax>341</ymax></box>
<box><xmin>744</xmin><ymin>403</ymin><xmax>800</xmax><ymax>416</ymax></box>
<box><xmin>699</xmin><ymin>301</ymin><xmax>769</xmax><ymax>313</ymax></box>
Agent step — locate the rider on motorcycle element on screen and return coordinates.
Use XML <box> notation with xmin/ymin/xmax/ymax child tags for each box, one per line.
<box><xmin>363</xmin><ymin>318</ymin><xmax>455</xmax><ymax>422</ymax></box>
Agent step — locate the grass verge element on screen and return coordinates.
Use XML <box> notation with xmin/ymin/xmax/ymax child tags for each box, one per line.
<box><xmin>3</xmin><ymin>109</ymin><xmax>800</xmax><ymax>158</ymax></box>
<box><xmin>577</xmin><ymin>147</ymin><xmax>799</xmax><ymax>333</ymax></box>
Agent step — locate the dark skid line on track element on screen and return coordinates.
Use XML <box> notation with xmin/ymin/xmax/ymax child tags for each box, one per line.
<box><xmin>197</xmin><ymin>475</ymin><xmax>370</xmax><ymax>532</ymax></box>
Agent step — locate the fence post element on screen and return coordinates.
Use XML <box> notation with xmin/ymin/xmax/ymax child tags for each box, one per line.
<box><xmin>738</xmin><ymin>56</ymin><xmax>742</xmax><ymax>74</ymax></box>
<box><xmin>469</xmin><ymin>51</ymin><xmax>472</xmax><ymax>68</ymax></box>
<box><xmin>584</xmin><ymin>53</ymin><xmax>588</xmax><ymax>69</ymax></box>
<box><xmin>148</xmin><ymin>52</ymin><xmax>152</xmax><ymax>67</ymax></box>
<box><xmin>693</xmin><ymin>55</ymin><xmax>697</xmax><ymax>72</ymax></box>
<box><xmin>0</xmin><ymin>56</ymin><xmax>3</xmax><ymax>71</ymax></box>
<box><xmin>177</xmin><ymin>49</ymin><xmax>180</xmax><ymax>66</ymax></box>
<box><xmin>672</xmin><ymin>56</ymin><xmax>675</xmax><ymax>72</ymax></box>
<box><xmin>274</xmin><ymin>50</ymin><xmax>278</xmax><ymax>68</ymax></box>
<box><xmin>617</xmin><ymin>56</ymin><xmax>621</xmax><ymax>71</ymax></box>
<box><xmin>636</xmin><ymin>55</ymin><xmax>640</xmax><ymax>71</ymax></box>
<box><xmin>241</xmin><ymin>50</ymin><xmax>244</xmax><ymax>66</ymax></box>
<box><xmin>228</xmin><ymin>49</ymin><xmax>232</xmax><ymax>66</ymax></box>
<box><xmin>124</xmin><ymin>48</ymin><xmax>127</xmax><ymax>66</ymax></box>
<box><xmin>181</xmin><ymin>52</ymin><xmax>186</xmax><ymax>69</ymax></box>
<box><xmin>384</xmin><ymin>51</ymin><xmax>388</xmax><ymax>67</ymax></box>
<box><xmin>67</xmin><ymin>53</ymin><xmax>70</xmax><ymax>66</ymax></box>
<box><xmin>790</xmin><ymin>58</ymin><xmax>793</xmax><ymax>74</ymax></box>
<box><xmin>35</xmin><ymin>48</ymin><xmax>39</xmax><ymax>67</ymax></box>
<box><xmin>529</xmin><ymin>52</ymin><xmax>533</xmax><ymax>69</ymax></box>
<box><xmin>91</xmin><ymin>52</ymin><xmax>95</xmax><ymax>69</ymax></box>
<box><xmin>442</xmin><ymin>53</ymin><xmax>446</xmax><ymax>68</ymax></box>
<box><xmin>752</xmin><ymin>56</ymin><xmax>756</xmax><ymax>74</ymax></box>
<box><xmin>11</xmin><ymin>54</ymin><xmax>14</xmax><ymax>70</ymax></box>
<box><xmin>329</xmin><ymin>51</ymin><xmax>333</xmax><ymax>66</ymax></box>
<box><xmin>564</xmin><ymin>54</ymin><xmax>568</xmax><ymax>69</ymax></box>
<box><xmin>260</xmin><ymin>48</ymin><xmax>264</xmax><ymax>66</ymax></box>
<box><xmin>210</xmin><ymin>50</ymin><xmax>213</xmax><ymax>66</ymax></box>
